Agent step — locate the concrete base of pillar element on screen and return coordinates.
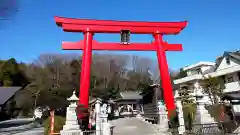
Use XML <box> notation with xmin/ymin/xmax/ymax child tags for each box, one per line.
<box><xmin>136</xmin><ymin>114</ymin><xmax>142</xmax><ymax>119</ymax></box>
<box><xmin>178</xmin><ymin>125</ymin><xmax>186</xmax><ymax>135</ymax></box>
<box><xmin>193</xmin><ymin>106</ymin><xmax>220</xmax><ymax>133</ymax></box>
<box><xmin>101</xmin><ymin>122</ymin><xmax>112</xmax><ymax>135</ymax></box>
<box><xmin>60</xmin><ymin>129</ymin><xmax>83</xmax><ymax>135</ymax></box>
<box><xmin>157</xmin><ymin>131</ymin><xmax>172</xmax><ymax>135</ymax></box>
<box><xmin>62</xmin><ymin>124</ymin><xmax>80</xmax><ymax>131</ymax></box>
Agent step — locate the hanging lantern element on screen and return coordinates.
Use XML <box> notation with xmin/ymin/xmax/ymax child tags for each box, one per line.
<box><xmin>120</xmin><ymin>30</ymin><xmax>130</xmax><ymax>45</ymax></box>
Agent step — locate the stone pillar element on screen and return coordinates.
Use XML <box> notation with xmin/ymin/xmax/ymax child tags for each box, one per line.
<box><xmin>175</xmin><ymin>90</ymin><xmax>186</xmax><ymax>135</ymax></box>
<box><xmin>95</xmin><ymin>98</ymin><xmax>102</xmax><ymax>135</ymax></box>
<box><xmin>101</xmin><ymin>103</ymin><xmax>111</xmax><ymax>135</ymax></box>
<box><xmin>135</xmin><ymin>101</ymin><xmax>143</xmax><ymax>118</ymax></box>
<box><xmin>102</xmin><ymin>122</ymin><xmax>111</xmax><ymax>135</ymax></box>
<box><xmin>158</xmin><ymin>101</ymin><xmax>169</xmax><ymax>132</ymax></box>
<box><xmin>60</xmin><ymin>91</ymin><xmax>82</xmax><ymax>135</ymax></box>
<box><xmin>136</xmin><ymin>108</ymin><xmax>142</xmax><ymax>119</ymax></box>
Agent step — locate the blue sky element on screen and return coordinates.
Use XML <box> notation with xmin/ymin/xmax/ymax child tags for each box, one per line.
<box><xmin>0</xmin><ymin>0</ymin><xmax>240</xmax><ymax>70</ymax></box>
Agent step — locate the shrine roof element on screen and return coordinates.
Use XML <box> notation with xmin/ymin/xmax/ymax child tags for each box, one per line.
<box><xmin>119</xmin><ymin>91</ymin><xmax>142</xmax><ymax>100</ymax></box>
<box><xmin>0</xmin><ymin>87</ymin><xmax>21</xmax><ymax>105</ymax></box>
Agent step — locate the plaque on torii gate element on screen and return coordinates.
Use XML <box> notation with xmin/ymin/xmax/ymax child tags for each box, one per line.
<box><xmin>54</xmin><ymin>16</ymin><xmax>188</xmax><ymax>119</ymax></box>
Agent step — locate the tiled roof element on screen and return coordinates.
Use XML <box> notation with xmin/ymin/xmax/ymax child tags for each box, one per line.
<box><xmin>202</xmin><ymin>50</ymin><xmax>240</xmax><ymax>74</ymax></box>
<box><xmin>215</xmin><ymin>50</ymin><xmax>240</xmax><ymax>70</ymax></box>
<box><xmin>229</xmin><ymin>50</ymin><xmax>240</xmax><ymax>61</ymax></box>
<box><xmin>120</xmin><ymin>91</ymin><xmax>142</xmax><ymax>100</ymax></box>
<box><xmin>0</xmin><ymin>87</ymin><xmax>21</xmax><ymax>105</ymax></box>
<box><xmin>202</xmin><ymin>65</ymin><xmax>216</xmax><ymax>74</ymax></box>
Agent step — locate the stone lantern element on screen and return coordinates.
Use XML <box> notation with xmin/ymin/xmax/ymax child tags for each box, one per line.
<box><xmin>157</xmin><ymin>100</ymin><xmax>169</xmax><ymax>132</ymax></box>
<box><xmin>61</xmin><ymin>91</ymin><xmax>81</xmax><ymax>132</ymax></box>
<box><xmin>194</xmin><ymin>82</ymin><xmax>214</xmax><ymax>124</ymax></box>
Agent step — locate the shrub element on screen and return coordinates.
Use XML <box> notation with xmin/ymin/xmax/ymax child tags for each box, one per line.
<box><xmin>43</xmin><ymin>115</ymin><xmax>66</xmax><ymax>135</ymax></box>
<box><xmin>206</xmin><ymin>104</ymin><xmax>231</xmax><ymax>122</ymax></box>
<box><xmin>183</xmin><ymin>103</ymin><xmax>196</xmax><ymax>130</ymax></box>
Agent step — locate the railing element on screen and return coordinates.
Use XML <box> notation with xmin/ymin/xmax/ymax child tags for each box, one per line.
<box><xmin>49</xmin><ymin>130</ymin><xmax>97</xmax><ymax>135</ymax></box>
<box><xmin>82</xmin><ymin>127</ymin><xmax>114</xmax><ymax>135</ymax></box>
<box><xmin>82</xmin><ymin>130</ymin><xmax>97</xmax><ymax>135</ymax></box>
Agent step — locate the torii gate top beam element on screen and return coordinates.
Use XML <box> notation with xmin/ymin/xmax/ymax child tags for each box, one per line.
<box><xmin>54</xmin><ymin>16</ymin><xmax>188</xmax><ymax>34</ymax></box>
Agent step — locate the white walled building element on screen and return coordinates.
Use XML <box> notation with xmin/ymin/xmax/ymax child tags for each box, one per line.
<box><xmin>173</xmin><ymin>50</ymin><xmax>240</xmax><ymax>106</ymax></box>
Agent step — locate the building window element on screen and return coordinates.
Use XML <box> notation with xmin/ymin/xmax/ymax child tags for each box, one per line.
<box><xmin>226</xmin><ymin>57</ymin><xmax>230</xmax><ymax>65</ymax></box>
<box><xmin>227</xmin><ymin>76</ymin><xmax>234</xmax><ymax>83</ymax></box>
<box><xmin>221</xmin><ymin>76</ymin><xmax>226</xmax><ymax>84</ymax></box>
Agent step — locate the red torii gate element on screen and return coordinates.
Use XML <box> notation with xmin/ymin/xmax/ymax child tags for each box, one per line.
<box><xmin>54</xmin><ymin>16</ymin><xmax>188</xmax><ymax>118</ymax></box>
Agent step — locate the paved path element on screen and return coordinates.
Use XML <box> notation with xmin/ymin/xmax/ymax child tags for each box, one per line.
<box><xmin>110</xmin><ymin>117</ymin><xmax>167</xmax><ymax>135</ymax></box>
<box><xmin>0</xmin><ymin>127</ymin><xmax>44</xmax><ymax>135</ymax></box>
<box><xmin>12</xmin><ymin>127</ymin><xmax>44</xmax><ymax>135</ymax></box>
<box><xmin>0</xmin><ymin>120</ymin><xmax>44</xmax><ymax>135</ymax></box>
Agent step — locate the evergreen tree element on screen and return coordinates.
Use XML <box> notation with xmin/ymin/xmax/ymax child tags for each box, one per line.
<box><xmin>173</xmin><ymin>68</ymin><xmax>187</xmax><ymax>79</ymax></box>
<box><xmin>202</xmin><ymin>76</ymin><xmax>225</xmax><ymax>104</ymax></box>
<box><xmin>0</xmin><ymin>58</ymin><xmax>28</xmax><ymax>86</ymax></box>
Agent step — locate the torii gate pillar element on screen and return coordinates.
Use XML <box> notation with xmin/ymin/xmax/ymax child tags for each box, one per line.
<box><xmin>55</xmin><ymin>16</ymin><xmax>188</xmax><ymax>119</ymax></box>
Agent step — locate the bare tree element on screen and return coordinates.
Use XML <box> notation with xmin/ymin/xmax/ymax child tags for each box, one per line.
<box><xmin>91</xmin><ymin>53</ymin><xmax>129</xmax><ymax>94</ymax></box>
<box><xmin>124</xmin><ymin>55</ymin><xmax>154</xmax><ymax>90</ymax></box>
<box><xmin>149</xmin><ymin>62</ymin><xmax>160</xmax><ymax>84</ymax></box>
<box><xmin>131</xmin><ymin>55</ymin><xmax>152</xmax><ymax>73</ymax></box>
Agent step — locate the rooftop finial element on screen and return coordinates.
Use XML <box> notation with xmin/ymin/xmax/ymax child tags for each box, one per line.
<box><xmin>68</xmin><ymin>90</ymin><xmax>79</xmax><ymax>101</ymax></box>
